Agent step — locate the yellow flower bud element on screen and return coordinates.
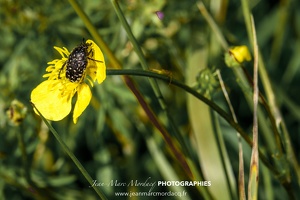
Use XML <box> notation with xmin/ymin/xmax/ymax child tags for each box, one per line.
<box><xmin>225</xmin><ymin>45</ymin><xmax>252</xmax><ymax>68</ymax></box>
<box><xmin>229</xmin><ymin>45</ymin><xmax>252</xmax><ymax>63</ymax></box>
<box><xmin>6</xmin><ymin>99</ymin><xmax>27</xmax><ymax>126</ymax></box>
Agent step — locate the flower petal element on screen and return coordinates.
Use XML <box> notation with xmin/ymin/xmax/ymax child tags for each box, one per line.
<box><xmin>31</xmin><ymin>80</ymin><xmax>72</xmax><ymax>121</ymax></box>
<box><xmin>86</xmin><ymin>39</ymin><xmax>106</xmax><ymax>84</ymax></box>
<box><xmin>54</xmin><ymin>46</ymin><xmax>70</xmax><ymax>58</ymax></box>
<box><xmin>73</xmin><ymin>83</ymin><xmax>92</xmax><ymax>124</ymax></box>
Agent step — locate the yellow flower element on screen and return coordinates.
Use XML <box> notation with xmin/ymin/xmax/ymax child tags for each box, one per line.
<box><xmin>225</xmin><ymin>45</ymin><xmax>252</xmax><ymax>68</ymax></box>
<box><xmin>31</xmin><ymin>39</ymin><xmax>106</xmax><ymax>124</ymax></box>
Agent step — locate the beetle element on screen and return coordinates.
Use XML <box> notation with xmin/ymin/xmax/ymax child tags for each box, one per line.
<box><xmin>59</xmin><ymin>40</ymin><xmax>102</xmax><ymax>82</ymax></box>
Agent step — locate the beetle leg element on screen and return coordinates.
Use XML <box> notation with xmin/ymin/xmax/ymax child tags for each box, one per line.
<box><xmin>58</xmin><ymin>61</ymin><xmax>67</xmax><ymax>79</ymax></box>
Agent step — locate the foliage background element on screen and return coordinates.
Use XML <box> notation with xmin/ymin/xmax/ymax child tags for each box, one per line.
<box><xmin>0</xmin><ymin>0</ymin><xmax>299</xmax><ymax>199</ymax></box>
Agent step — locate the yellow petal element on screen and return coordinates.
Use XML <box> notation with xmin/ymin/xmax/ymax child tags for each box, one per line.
<box><xmin>31</xmin><ymin>80</ymin><xmax>72</xmax><ymax>121</ymax></box>
<box><xmin>73</xmin><ymin>83</ymin><xmax>92</xmax><ymax>124</ymax></box>
<box><xmin>86</xmin><ymin>39</ymin><xmax>106</xmax><ymax>84</ymax></box>
<box><xmin>54</xmin><ymin>46</ymin><xmax>70</xmax><ymax>58</ymax></box>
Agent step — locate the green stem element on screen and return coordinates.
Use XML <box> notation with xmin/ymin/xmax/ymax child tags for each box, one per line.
<box><xmin>31</xmin><ymin>104</ymin><xmax>108</xmax><ymax>200</ymax></box>
<box><xmin>197</xmin><ymin>1</ymin><xmax>228</xmax><ymax>50</ymax></box>
<box><xmin>106</xmin><ymin>69</ymin><xmax>246</xmax><ymax>139</ymax></box>
<box><xmin>241</xmin><ymin>0</ymin><xmax>284</xmax><ymax>154</ymax></box>
<box><xmin>106</xmin><ymin>69</ymin><xmax>279</xmax><ymax>174</ymax></box>
<box><xmin>197</xmin><ymin>3</ymin><xmax>297</xmax><ymax>194</ymax></box>
<box><xmin>241</xmin><ymin>0</ymin><xmax>298</xmax><ymax>196</ymax></box>
<box><xmin>123</xmin><ymin>76</ymin><xmax>194</xmax><ymax>179</ymax></box>
<box><xmin>68</xmin><ymin>0</ymin><xmax>122</xmax><ymax>69</ymax></box>
<box><xmin>16</xmin><ymin>126</ymin><xmax>32</xmax><ymax>184</ymax></box>
<box><xmin>68</xmin><ymin>0</ymin><xmax>195</xmax><ymax>180</ymax></box>
<box><xmin>109</xmin><ymin>0</ymin><xmax>192</xmax><ymax>158</ymax></box>
<box><xmin>110</xmin><ymin>0</ymin><xmax>147</xmax><ymax>70</ymax></box>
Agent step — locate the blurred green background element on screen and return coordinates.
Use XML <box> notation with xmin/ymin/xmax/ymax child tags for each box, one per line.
<box><xmin>0</xmin><ymin>0</ymin><xmax>299</xmax><ymax>199</ymax></box>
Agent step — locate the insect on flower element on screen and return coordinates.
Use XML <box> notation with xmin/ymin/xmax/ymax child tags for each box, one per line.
<box><xmin>59</xmin><ymin>40</ymin><xmax>103</xmax><ymax>82</ymax></box>
<box><xmin>31</xmin><ymin>39</ymin><xmax>106</xmax><ymax>124</ymax></box>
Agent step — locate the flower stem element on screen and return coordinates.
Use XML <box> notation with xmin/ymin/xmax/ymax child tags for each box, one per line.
<box><xmin>16</xmin><ymin>125</ymin><xmax>49</xmax><ymax>198</ymax></box>
<box><xmin>106</xmin><ymin>68</ymin><xmax>278</xmax><ymax>174</ymax></box>
<box><xmin>241</xmin><ymin>0</ymin><xmax>298</xmax><ymax>196</ymax></box>
<box><xmin>31</xmin><ymin>103</ymin><xmax>108</xmax><ymax>200</ymax></box>
<box><xmin>216</xmin><ymin>69</ymin><xmax>246</xmax><ymax>200</ymax></box>
<box><xmin>68</xmin><ymin>0</ymin><xmax>195</xmax><ymax>181</ymax></box>
<box><xmin>248</xmin><ymin>15</ymin><xmax>259</xmax><ymax>200</ymax></box>
<box><xmin>107</xmin><ymin>69</ymin><xmax>248</xmax><ymax>140</ymax></box>
<box><xmin>109</xmin><ymin>0</ymin><xmax>192</xmax><ymax>159</ymax></box>
<box><xmin>68</xmin><ymin>0</ymin><xmax>122</xmax><ymax>69</ymax></box>
<box><xmin>16</xmin><ymin>125</ymin><xmax>32</xmax><ymax>184</ymax></box>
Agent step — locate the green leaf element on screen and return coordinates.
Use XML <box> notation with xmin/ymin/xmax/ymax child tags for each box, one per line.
<box><xmin>186</xmin><ymin>49</ymin><xmax>235</xmax><ymax>200</ymax></box>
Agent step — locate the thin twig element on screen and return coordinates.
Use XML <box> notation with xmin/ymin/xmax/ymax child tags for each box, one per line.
<box><xmin>248</xmin><ymin>15</ymin><xmax>259</xmax><ymax>200</ymax></box>
<box><xmin>216</xmin><ymin>70</ymin><xmax>245</xmax><ymax>200</ymax></box>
